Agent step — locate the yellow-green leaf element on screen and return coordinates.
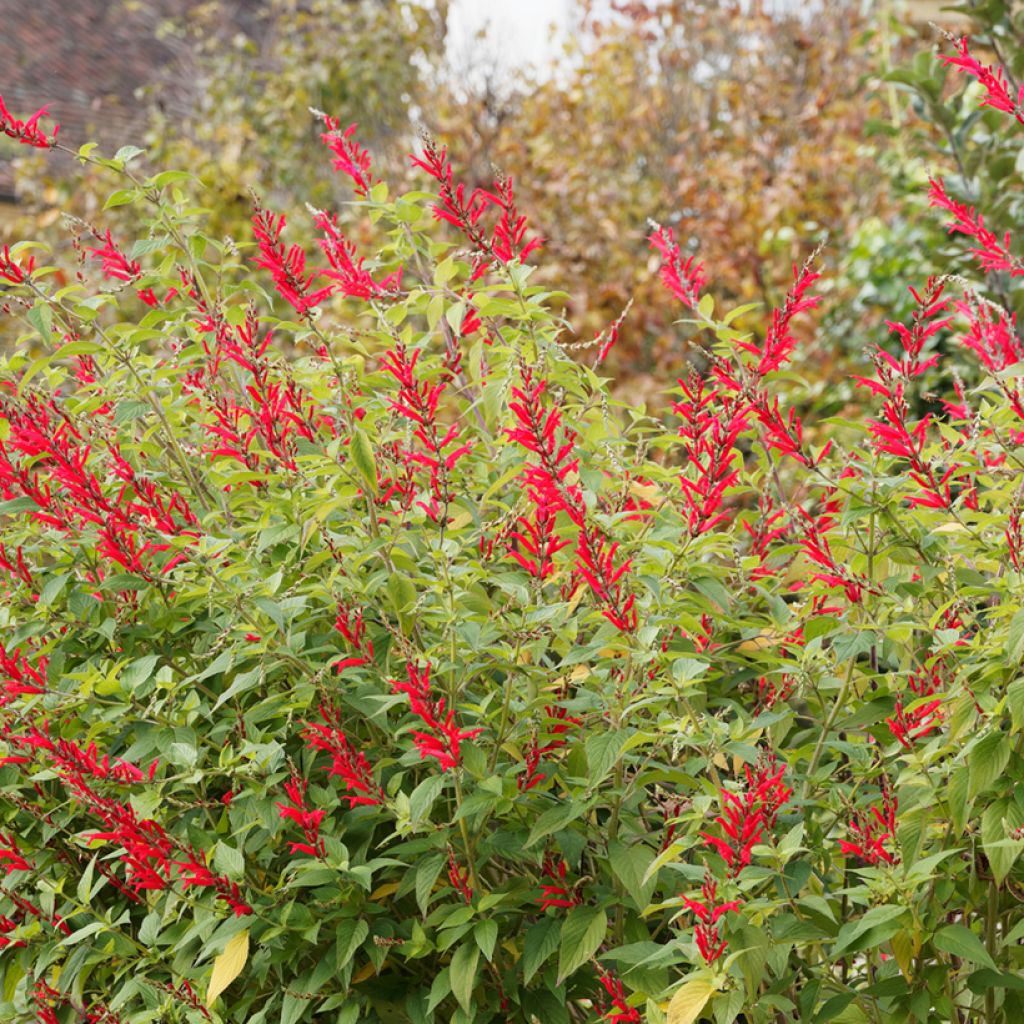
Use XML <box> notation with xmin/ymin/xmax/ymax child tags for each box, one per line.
<box><xmin>206</xmin><ymin>929</ymin><xmax>249</xmax><ymax>1006</ymax></box>
<box><xmin>350</xmin><ymin>428</ymin><xmax>378</xmax><ymax>495</ymax></box>
<box><xmin>666</xmin><ymin>976</ymin><xmax>714</xmax><ymax>1024</ymax></box>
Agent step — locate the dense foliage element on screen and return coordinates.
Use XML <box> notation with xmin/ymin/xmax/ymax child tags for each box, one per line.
<box><xmin>3</xmin><ymin>20</ymin><xmax>1024</xmax><ymax>1024</ymax></box>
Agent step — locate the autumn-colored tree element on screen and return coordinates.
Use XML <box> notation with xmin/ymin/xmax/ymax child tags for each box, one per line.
<box><xmin>428</xmin><ymin>0</ymin><xmax>886</xmax><ymax>395</ymax></box>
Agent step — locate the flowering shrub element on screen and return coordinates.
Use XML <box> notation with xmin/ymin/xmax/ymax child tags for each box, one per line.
<box><xmin>2</xmin><ymin>33</ymin><xmax>1024</xmax><ymax>1024</ymax></box>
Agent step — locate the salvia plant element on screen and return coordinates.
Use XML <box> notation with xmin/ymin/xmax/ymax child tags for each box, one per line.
<box><xmin>4</xmin><ymin>30</ymin><xmax>1024</xmax><ymax>1024</ymax></box>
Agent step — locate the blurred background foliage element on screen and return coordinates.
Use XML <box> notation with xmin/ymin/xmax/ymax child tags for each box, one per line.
<box><xmin>2</xmin><ymin>0</ymin><xmax>1020</xmax><ymax>398</ymax></box>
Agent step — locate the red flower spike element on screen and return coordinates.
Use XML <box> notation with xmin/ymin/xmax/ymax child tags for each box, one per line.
<box><xmin>0</xmin><ymin>93</ymin><xmax>59</xmax><ymax>148</ymax></box>
<box><xmin>318</xmin><ymin>117</ymin><xmax>378</xmax><ymax>197</ymax></box>
<box><xmin>840</xmin><ymin>778</ymin><xmax>899</xmax><ymax>867</ymax></box>
<box><xmin>941</xmin><ymin>36</ymin><xmax>1024</xmax><ymax>124</ymax></box>
<box><xmin>302</xmin><ymin>702</ymin><xmax>384</xmax><ymax>808</ymax></box>
<box><xmin>702</xmin><ymin>751</ymin><xmax>792</xmax><ymax>876</ymax></box>
<box><xmin>596</xmin><ymin>969</ymin><xmax>642</xmax><ymax>1023</ymax></box>
<box><xmin>929</xmin><ymin>178</ymin><xmax>1024</xmax><ymax>277</ymax></box>
<box><xmin>0</xmin><ymin>832</ymin><xmax>31</xmax><ymax>874</ymax></box>
<box><xmin>536</xmin><ymin>854</ymin><xmax>583</xmax><ymax>910</ymax></box>
<box><xmin>447</xmin><ymin>845</ymin><xmax>473</xmax><ymax>904</ymax></box>
<box><xmin>649</xmin><ymin>224</ymin><xmax>706</xmax><ymax>309</ymax></box>
<box><xmin>886</xmin><ymin>665</ymin><xmax>944</xmax><ymax>749</ymax></box>
<box><xmin>390</xmin><ymin>661</ymin><xmax>482</xmax><ymax>771</ymax></box>
<box><xmin>251</xmin><ymin>202</ymin><xmax>333</xmax><ymax>316</ymax></box>
<box><xmin>411</xmin><ymin>137</ymin><xmax>541</xmax><ymax>279</ymax></box>
<box><xmin>314</xmin><ymin>210</ymin><xmax>401</xmax><ymax>300</ymax></box>
<box><xmin>682</xmin><ymin>872</ymin><xmax>741</xmax><ymax>965</ymax></box>
<box><xmin>276</xmin><ymin>774</ymin><xmax>326</xmax><ymax>857</ymax></box>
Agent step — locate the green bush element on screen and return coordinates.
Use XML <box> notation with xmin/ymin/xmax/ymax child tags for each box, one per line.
<box><xmin>2</xmin><ymin>35</ymin><xmax>1024</xmax><ymax>1022</ymax></box>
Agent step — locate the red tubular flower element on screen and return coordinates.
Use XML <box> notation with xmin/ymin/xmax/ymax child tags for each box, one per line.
<box><xmin>941</xmin><ymin>36</ymin><xmax>1024</xmax><ymax>124</ymax></box>
<box><xmin>506</xmin><ymin>371</ymin><xmax>583</xmax><ymax>524</ymax></box>
<box><xmin>447</xmin><ymin>845</ymin><xmax>473</xmax><ymax>904</ymax></box>
<box><xmin>317</xmin><ymin>117</ymin><xmax>377</xmax><ymax>197</ymax></box>
<box><xmin>507</xmin><ymin>497</ymin><xmax>571</xmax><ymax>579</ymax></box>
<box><xmin>0</xmin><ymin>93</ymin><xmax>59</xmax><ymax>148</ymax></box>
<box><xmin>175</xmin><ymin>847</ymin><xmax>252</xmax><ymax>916</ymax></box>
<box><xmin>740</xmin><ymin>256</ymin><xmax>822</xmax><ymax>376</ymax></box>
<box><xmin>536</xmin><ymin>854</ymin><xmax>583</xmax><ymax>910</ymax></box>
<box><xmin>682</xmin><ymin>872</ymin><xmax>741</xmax><ymax>965</ymax></box>
<box><xmin>333</xmin><ymin>603</ymin><xmax>374</xmax><ymax>675</ymax></box>
<box><xmin>0</xmin><ymin>543</ymin><xmax>34</xmax><ymax>590</ymax></box>
<box><xmin>251</xmin><ymin>203</ymin><xmax>333</xmax><ymax>316</ymax></box>
<box><xmin>958</xmin><ymin>299</ymin><xmax>1024</xmax><ymax>373</ymax></box>
<box><xmin>411</xmin><ymin>137</ymin><xmax>541</xmax><ymax>279</ymax></box>
<box><xmin>929</xmin><ymin>178</ymin><xmax>1024</xmax><ymax>277</ymax></box>
<box><xmin>0</xmin><ymin>643</ymin><xmax>46</xmax><ymax>705</ymax></box>
<box><xmin>672</xmin><ymin>370</ymin><xmax>746</xmax><ymax>534</ymax></box>
<box><xmin>839</xmin><ymin>779</ymin><xmax>898</xmax><ymax>866</ymax></box>
<box><xmin>701</xmin><ymin>753</ymin><xmax>792</xmax><ymax>876</ymax></box>
<box><xmin>596</xmin><ymin>969</ymin><xmax>642</xmax><ymax>1023</ymax></box>
<box><xmin>0</xmin><ymin>246</ymin><xmax>34</xmax><ymax>285</ymax></box>
<box><xmin>0</xmin><ymin>832</ymin><xmax>31</xmax><ymax>874</ymax></box>
<box><xmin>380</xmin><ymin>342</ymin><xmax>470</xmax><ymax>521</ymax></box>
<box><xmin>0</xmin><ymin>390</ymin><xmax>199</xmax><ymax>575</ymax></box>
<box><xmin>886</xmin><ymin>664</ymin><xmax>944</xmax><ymax>749</ymax></box>
<box><xmin>303</xmin><ymin>702</ymin><xmax>383</xmax><ymax>808</ymax></box>
<box><xmin>574</xmin><ymin>526</ymin><xmax>637</xmax><ymax>633</ymax></box>
<box><xmin>856</xmin><ymin>281</ymin><xmax>975</xmax><ymax>512</ymax></box>
<box><xmin>276</xmin><ymin>774</ymin><xmax>325</xmax><ymax>857</ymax></box>
<box><xmin>390</xmin><ymin>662</ymin><xmax>482</xmax><ymax>771</ymax></box>
<box><xmin>649</xmin><ymin>224</ymin><xmax>706</xmax><ymax>309</ymax></box>
<box><xmin>88</xmin><ymin>229</ymin><xmax>141</xmax><ymax>283</ymax></box>
<box><xmin>518</xmin><ymin>704</ymin><xmax>582</xmax><ymax>791</ymax></box>
<box><xmin>313</xmin><ymin>210</ymin><xmax>401</xmax><ymax>299</ymax></box>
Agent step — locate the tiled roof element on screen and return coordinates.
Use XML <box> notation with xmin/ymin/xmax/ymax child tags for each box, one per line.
<box><xmin>0</xmin><ymin>0</ymin><xmax>265</xmax><ymax>198</ymax></box>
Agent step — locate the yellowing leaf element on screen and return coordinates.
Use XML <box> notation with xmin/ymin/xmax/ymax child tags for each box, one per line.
<box><xmin>628</xmin><ymin>479</ymin><xmax>662</xmax><ymax>503</ymax></box>
<box><xmin>666</xmin><ymin>976</ymin><xmax>714</xmax><ymax>1024</ymax></box>
<box><xmin>352</xmin><ymin>960</ymin><xmax>378</xmax><ymax>984</ymax></box>
<box><xmin>370</xmin><ymin>882</ymin><xmax>401</xmax><ymax>902</ymax></box>
<box><xmin>891</xmin><ymin>929</ymin><xmax>915</xmax><ymax>980</ymax></box>
<box><xmin>737</xmin><ymin>629</ymin><xmax>787</xmax><ymax>654</ymax></box>
<box><xmin>206</xmin><ymin>929</ymin><xmax>249</xmax><ymax>1007</ymax></box>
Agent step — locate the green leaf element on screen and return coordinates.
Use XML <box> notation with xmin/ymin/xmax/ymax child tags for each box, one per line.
<box><xmin>449</xmin><ymin>941</ymin><xmax>479</xmax><ymax>1012</ymax></box>
<box><xmin>1008</xmin><ymin>678</ymin><xmax>1024</xmax><ymax>733</ymax></box>
<box><xmin>586</xmin><ymin>732</ymin><xmax>626</xmax><ymax>786</ymax></box>
<box><xmin>970</xmin><ymin>731</ymin><xmax>1011</xmax><ymax>799</ymax></box>
<box><xmin>103</xmin><ymin>188</ymin><xmax>138</xmax><ymax>210</ymax></box>
<box><xmin>833</xmin><ymin>905</ymin><xmax>908</xmax><ymax>956</ymax></box>
<box><xmin>350</xmin><ymin>428</ymin><xmax>378</xmax><ymax>495</ymax></box>
<box><xmin>1009</xmin><ymin>609</ymin><xmax>1024</xmax><ymax>664</ymax></box>
<box><xmin>474</xmin><ymin>919</ymin><xmax>498</xmax><ymax>961</ymax></box>
<box><xmin>415</xmin><ymin>853</ymin><xmax>446</xmax><ymax>916</ymax></box>
<box><xmin>608</xmin><ymin>840</ymin><xmax>656</xmax><ymax>909</ymax></box>
<box><xmin>933</xmin><ymin>924</ymin><xmax>997</xmax><ymax>970</ymax></box>
<box><xmin>336</xmin><ymin>919</ymin><xmax>369</xmax><ymax>969</ymax></box>
<box><xmin>27</xmin><ymin>301</ymin><xmax>52</xmax><ymax>342</ymax></box>
<box><xmin>557</xmin><ymin>905</ymin><xmax>607</xmax><ymax>983</ymax></box>
<box><xmin>522</xmin><ymin>917</ymin><xmax>560</xmax><ymax>984</ymax></box>
<box><xmin>982</xmin><ymin>800</ymin><xmax>1024</xmax><ymax>885</ymax></box>
<box><xmin>525</xmin><ymin>799</ymin><xmax>588</xmax><ymax>848</ymax></box>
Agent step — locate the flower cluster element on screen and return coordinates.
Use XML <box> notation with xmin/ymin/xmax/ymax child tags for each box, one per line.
<box><xmin>701</xmin><ymin>752</ymin><xmax>793</xmax><ymax>877</ymax></box>
<box><xmin>941</xmin><ymin>36</ymin><xmax>1024</xmax><ymax>124</ymax></box>
<box><xmin>303</xmin><ymin>702</ymin><xmax>383</xmax><ymax>808</ymax></box>
<box><xmin>0</xmin><ymin>93</ymin><xmax>58</xmax><ymax>148</ymax></box>
<box><xmin>277</xmin><ymin>775</ymin><xmax>326</xmax><ymax>857</ymax></box>
<box><xmin>390</xmin><ymin>662</ymin><xmax>481</xmax><ymax>771</ymax></box>
<box><xmin>411</xmin><ymin>137</ymin><xmax>541</xmax><ymax>279</ymax></box>
<box><xmin>682</xmin><ymin>872</ymin><xmax>742</xmax><ymax>965</ymax></box>
<box><xmin>839</xmin><ymin>777</ymin><xmax>899</xmax><ymax>867</ymax></box>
